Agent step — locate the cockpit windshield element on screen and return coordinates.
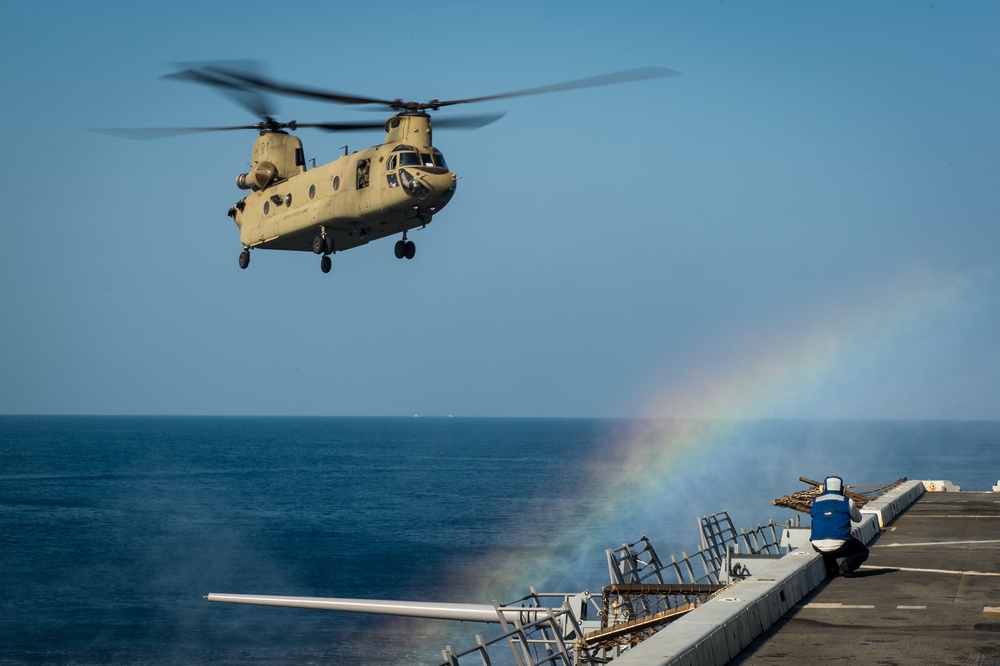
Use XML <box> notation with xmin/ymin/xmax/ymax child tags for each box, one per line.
<box><xmin>390</xmin><ymin>145</ymin><xmax>447</xmax><ymax>171</ymax></box>
<box><xmin>399</xmin><ymin>152</ymin><xmax>421</xmax><ymax>167</ymax></box>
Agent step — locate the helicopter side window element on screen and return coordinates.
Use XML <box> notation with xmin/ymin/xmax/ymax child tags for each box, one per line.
<box><xmin>386</xmin><ymin>155</ymin><xmax>397</xmax><ymax>171</ymax></box>
<box><xmin>386</xmin><ymin>173</ymin><xmax>399</xmax><ymax>188</ymax></box>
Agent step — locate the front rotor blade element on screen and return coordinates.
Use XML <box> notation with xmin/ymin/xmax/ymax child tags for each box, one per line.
<box><xmin>296</xmin><ymin>120</ymin><xmax>391</xmax><ymax>132</ymax></box>
<box><xmin>207</xmin><ymin>64</ymin><xmax>678</xmax><ymax>113</ymax></box>
<box><xmin>431</xmin><ymin>113</ymin><xmax>506</xmax><ymax>129</ymax></box>
<box><xmin>299</xmin><ymin>112</ymin><xmax>505</xmax><ymax>132</ymax></box>
<box><xmin>433</xmin><ymin>66</ymin><xmax>682</xmax><ymax>108</ymax></box>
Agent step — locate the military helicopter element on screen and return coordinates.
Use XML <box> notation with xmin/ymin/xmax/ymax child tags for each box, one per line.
<box><xmin>114</xmin><ymin>63</ymin><xmax>680</xmax><ymax>273</ymax></box>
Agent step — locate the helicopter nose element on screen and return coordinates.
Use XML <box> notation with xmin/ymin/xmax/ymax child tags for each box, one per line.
<box><xmin>400</xmin><ymin>168</ymin><xmax>456</xmax><ymax>203</ymax></box>
<box><xmin>426</xmin><ymin>172</ymin><xmax>457</xmax><ymax>210</ymax></box>
<box><xmin>425</xmin><ymin>171</ymin><xmax>457</xmax><ymax>197</ymax></box>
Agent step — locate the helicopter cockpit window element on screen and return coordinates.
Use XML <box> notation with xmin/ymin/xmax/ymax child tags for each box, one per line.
<box><xmin>420</xmin><ymin>153</ymin><xmax>434</xmax><ymax>167</ymax></box>
<box><xmin>398</xmin><ymin>152</ymin><xmax>421</xmax><ymax>167</ymax></box>
<box><xmin>385</xmin><ymin>155</ymin><xmax>399</xmax><ymax>188</ymax></box>
<box><xmin>433</xmin><ymin>151</ymin><xmax>447</xmax><ymax>169</ymax></box>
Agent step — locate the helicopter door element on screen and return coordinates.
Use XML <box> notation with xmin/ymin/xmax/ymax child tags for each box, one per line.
<box><xmin>356</xmin><ymin>158</ymin><xmax>371</xmax><ymax>213</ymax></box>
<box><xmin>355</xmin><ymin>157</ymin><xmax>382</xmax><ymax>212</ymax></box>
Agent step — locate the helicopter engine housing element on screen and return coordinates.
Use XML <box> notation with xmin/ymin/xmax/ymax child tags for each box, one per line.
<box><xmin>236</xmin><ymin>161</ymin><xmax>278</xmax><ymax>190</ymax></box>
<box><xmin>237</xmin><ymin>131</ymin><xmax>307</xmax><ymax>191</ymax></box>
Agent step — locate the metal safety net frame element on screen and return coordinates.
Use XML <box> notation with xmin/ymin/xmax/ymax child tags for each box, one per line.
<box><xmin>437</xmin><ymin>510</ymin><xmax>796</xmax><ymax>665</ymax></box>
<box><xmin>588</xmin><ymin>511</ymin><xmax>790</xmax><ymax>651</ymax></box>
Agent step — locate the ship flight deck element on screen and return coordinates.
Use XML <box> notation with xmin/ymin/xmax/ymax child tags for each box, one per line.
<box><xmin>732</xmin><ymin>488</ymin><xmax>1000</xmax><ymax>665</ymax></box>
<box><xmin>617</xmin><ymin>481</ymin><xmax>1000</xmax><ymax>665</ymax></box>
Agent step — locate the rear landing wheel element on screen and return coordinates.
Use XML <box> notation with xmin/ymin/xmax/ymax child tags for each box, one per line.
<box><xmin>239</xmin><ymin>250</ymin><xmax>250</xmax><ymax>270</ymax></box>
<box><xmin>320</xmin><ymin>255</ymin><xmax>332</xmax><ymax>273</ymax></box>
<box><xmin>394</xmin><ymin>239</ymin><xmax>406</xmax><ymax>259</ymax></box>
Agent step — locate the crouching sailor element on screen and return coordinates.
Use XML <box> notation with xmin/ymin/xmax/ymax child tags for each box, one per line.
<box><xmin>809</xmin><ymin>475</ymin><xmax>870</xmax><ymax>578</ymax></box>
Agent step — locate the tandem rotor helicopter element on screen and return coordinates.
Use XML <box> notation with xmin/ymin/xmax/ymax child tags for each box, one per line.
<box><xmin>112</xmin><ymin>63</ymin><xmax>680</xmax><ymax>273</ymax></box>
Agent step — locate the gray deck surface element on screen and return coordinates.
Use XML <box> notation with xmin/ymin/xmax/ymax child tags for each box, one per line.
<box><xmin>730</xmin><ymin>491</ymin><xmax>1000</xmax><ymax>665</ymax></box>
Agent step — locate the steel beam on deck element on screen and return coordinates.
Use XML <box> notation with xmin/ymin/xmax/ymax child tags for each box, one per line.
<box><xmin>206</xmin><ymin>593</ymin><xmax>559</xmax><ymax>624</ymax></box>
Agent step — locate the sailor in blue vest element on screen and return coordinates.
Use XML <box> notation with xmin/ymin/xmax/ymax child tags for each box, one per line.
<box><xmin>810</xmin><ymin>475</ymin><xmax>869</xmax><ymax>577</ymax></box>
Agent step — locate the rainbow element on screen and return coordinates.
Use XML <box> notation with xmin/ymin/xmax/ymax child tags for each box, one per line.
<box><xmin>403</xmin><ymin>264</ymin><xmax>988</xmax><ymax>659</ymax></box>
<box><xmin>481</xmin><ymin>265</ymin><xmax>981</xmax><ymax>586</ymax></box>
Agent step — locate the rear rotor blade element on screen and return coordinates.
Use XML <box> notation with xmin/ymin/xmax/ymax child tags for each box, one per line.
<box><xmin>163</xmin><ymin>65</ymin><xmax>277</xmax><ymax>120</ymax></box>
<box><xmin>92</xmin><ymin>125</ymin><xmax>268</xmax><ymax>139</ymax></box>
<box><xmin>211</xmin><ymin>67</ymin><xmax>398</xmax><ymax>108</ymax></box>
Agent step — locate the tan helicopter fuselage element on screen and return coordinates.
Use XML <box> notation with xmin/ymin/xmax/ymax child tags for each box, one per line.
<box><xmin>228</xmin><ymin>114</ymin><xmax>457</xmax><ymax>256</ymax></box>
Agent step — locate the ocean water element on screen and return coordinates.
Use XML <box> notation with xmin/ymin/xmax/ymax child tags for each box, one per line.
<box><xmin>1</xmin><ymin>416</ymin><xmax>999</xmax><ymax>665</ymax></box>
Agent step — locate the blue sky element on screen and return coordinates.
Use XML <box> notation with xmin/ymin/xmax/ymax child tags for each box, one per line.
<box><xmin>2</xmin><ymin>1</ymin><xmax>998</xmax><ymax>418</ymax></box>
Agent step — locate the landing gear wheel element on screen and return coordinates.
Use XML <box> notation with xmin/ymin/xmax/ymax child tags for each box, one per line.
<box><xmin>394</xmin><ymin>240</ymin><xmax>406</xmax><ymax>259</ymax></box>
<box><xmin>323</xmin><ymin>235</ymin><xmax>335</xmax><ymax>255</ymax></box>
<box><xmin>239</xmin><ymin>250</ymin><xmax>250</xmax><ymax>270</ymax></box>
<box><xmin>320</xmin><ymin>255</ymin><xmax>332</xmax><ymax>273</ymax></box>
<box><xmin>312</xmin><ymin>235</ymin><xmax>325</xmax><ymax>255</ymax></box>
<box><xmin>404</xmin><ymin>240</ymin><xmax>416</xmax><ymax>260</ymax></box>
